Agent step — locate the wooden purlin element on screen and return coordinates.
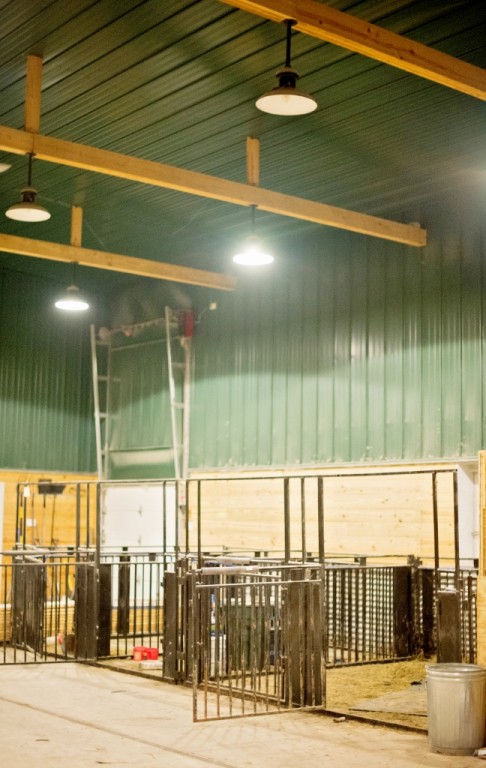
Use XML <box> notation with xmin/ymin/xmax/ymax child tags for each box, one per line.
<box><xmin>0</xmin><ymin>125</ymin><xmax>427</xmax><ymax>247</ymax></box>
<box><xmin>0</xmin><ymin>232</ymin><xmax>237</xmax><ymax>292</ymax></box>
<box><xmin>218</xmin><ymin>0</ymin><xmax>486</xmax><ymax>100</ymax></box>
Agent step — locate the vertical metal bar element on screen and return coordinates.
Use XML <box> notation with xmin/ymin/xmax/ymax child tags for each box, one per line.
<box><xmin>85</xmin><ymin>483</ymin><xmax>91</xmax><ymax>549</ymax></box>
<box><xmin>15</xmin><ymin>485</ymin><xmax>21</xmax><ymax>547</ymax></box>
<box><xmin>22</xmin><ymin>493</ymin><xmax>27</xmax><ymax>548</ymax></box>
<box><xmin>250</xmin><ymin>581</ymin><xmax>257</xmax><ymax>713</ymax></box>
<box><xmin>300</xmin><ymin>478</ymin><xmax>306</xmax><ymax>563</ymax></box>
<box><xmin>184</xmin><ymin>480</ymin><xmax>189</xmax><ymax>557</ymax></box>
<box><xmin>432</xmin><ymin>472</ymin><xmax>440</xmax><ymax>592</ymax></box>
<box><xmin>165</xmin><ymin>306</ymin><xmax>181</xmax><ymax>481</ymax></box>
<box><xmin>241</xmin><ymin>580</ymin><xmax>247</xmax><ymax>714</ymax></box>
<box><xmin>192</xmin><ymin>579</ymin><xmax>199</xmax><ymax>722</ymax></box>
<box><xmin>452</xmin><ymin>470</ymin><xmax>460</xmax><ymax>588</ymax></box>
<box><xmin>317</xmin><ymin>477</ymin><xmax>325</xmax><ymax>564</ymax></box>
<box><xmin>162</xmin><ymin>482</ymin><xmax>167</xmax><ymax>575</ymax></box>
<box><xmin>284</xmin><ymin>478</ymin><xmax>290</xmax><ymax>563</ymax></box>
<box><xmin>75</xmin><ymin>484</ymin><xmax>81</xmax><ymax>553</ymax></box>
<box><xmin>181</xmin><ymin>335</ymin><xmax>192</xmax><ymax>482</ymax></box>
<box><xmin>94</xmin><ymin>482</ymin><xmax>101</xmax><ymax>661</ymax></box>
<box><xmin>90</xmin><ymin>323</ymin><xmax>104</xmax><ymax>481</ymax></box>
<box><xmin>197</xmin><ymin>481</ymin><xmax>202</xmax><ymax>569</ymax></box>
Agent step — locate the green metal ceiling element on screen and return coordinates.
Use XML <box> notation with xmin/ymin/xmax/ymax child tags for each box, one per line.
<box><xmin>0</xmin><ymin>0</ymin><xmax>485</xmax><ymax>290</ymax></box>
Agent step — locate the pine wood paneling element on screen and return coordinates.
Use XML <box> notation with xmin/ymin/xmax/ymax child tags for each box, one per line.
<box><xmin>188</xmin><ymin>465</ymin><xmax>458</xmax><ymax>565</ymax></box>
<box><xmin>0</xmin><ymin>470</ymin><xmax>97</xmax><ymax>551</ymax></box>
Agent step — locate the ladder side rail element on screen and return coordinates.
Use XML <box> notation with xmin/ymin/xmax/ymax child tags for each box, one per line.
<box><xmin>181</xmin><ymin>336</ymin><xmax>192</xmax><ymax>482</ymax></box>
<box><xmin>165</xmin><ymin>306</ymin><xmax>181</xmax><ymax>481</ymax></box>
<box><xmin>90</xmin><ymin>324</ymin><xmax>104</xmax><ymax>481</ymax></box>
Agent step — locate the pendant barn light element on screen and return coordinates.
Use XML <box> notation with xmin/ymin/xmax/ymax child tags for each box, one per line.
<box><xmin>232</xmin><ymin>206</ymin><xmax>274</xmax><ymax>266</ymax></box>
<box><xmin>5</xmin><ymin>153</ymin><xmax>51</xmax><ymax>222</ymax></box>
<box><xmin>55</xmin><ymin>284</ymin><xmax>89</xmax><ymax>311</ymax></box>
<box><xmin>256</xmin><ymin>19</ymin><xmax>317</xmax><ymax>116</ymax></box>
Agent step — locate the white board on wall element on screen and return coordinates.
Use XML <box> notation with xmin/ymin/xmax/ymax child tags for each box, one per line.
<box><xmin>101</xmin><ymin>482</ymin><xmax>176</xmax><ymax>550</ymax></box>
<box><xmin>101</xmin><ymin>482</ymin><xmax>177</xmax><ymax>605</ymax></box>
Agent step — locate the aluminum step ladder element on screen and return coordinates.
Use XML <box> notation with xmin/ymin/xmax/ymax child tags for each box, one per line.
<box><xmin>165</xmin><ymin>306</ymin><xmax>192</xmax><ymax>483</ymax></box>
<box><xmin>90</xmin><ymin>308</ymin><xmax>192</xmax><ymax>482</ymax></box>
<box><xmin>90</xmin><ymin>323</ymin><xmax>110</xmax><ymax>481</ymax></box>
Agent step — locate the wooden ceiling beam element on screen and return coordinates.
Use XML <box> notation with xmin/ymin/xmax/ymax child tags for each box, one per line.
<box><xmin>0</xmin><ymin>125</ymin><xmax>426</xmax><ymax>246</ymax></box>
<box><xmin>0</xmin><ymin>232</ymin><xmax>237</xmax><ymax>291</ymax></box>
<box><xmin>218</xmin><ymin>0</ymin><xmax>486</xmax><ymax>101</ymax></box>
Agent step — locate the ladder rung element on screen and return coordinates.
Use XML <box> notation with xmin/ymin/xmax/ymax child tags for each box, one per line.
<box><xmin>97</xmin><ymin>375</ymin><xmax>109</xmax><ymax>382</ymax></box>
<box><xmin>172</xmin><ymin>402</ymin><xmax>184</xmax><ymax>409</ymax></box>
<box><xmin>171</xmin><ymin>362</ymin><xmax>185</xmax><ymax>369</ymax></box>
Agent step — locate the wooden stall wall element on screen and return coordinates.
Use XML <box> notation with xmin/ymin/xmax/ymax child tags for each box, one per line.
<box><xmin>0</xmin><ymin>470</ymin><xmax>97</xmax><ymax>552</ymax></box>
<box><xmin>186</xmin><ymin>464</ymin><xmax>460</xmax><ymax>566</ymax></box>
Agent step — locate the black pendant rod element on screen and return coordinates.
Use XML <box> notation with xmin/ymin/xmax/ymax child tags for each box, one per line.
<box><xmin>284</xmin><ymin>19</ymin><xmax>296</xmax><ymax>68</ymax></box>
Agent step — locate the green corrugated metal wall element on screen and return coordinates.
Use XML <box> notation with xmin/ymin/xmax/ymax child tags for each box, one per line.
<box><xmin>106</xmin><ymin>339</ymin><xmax>176</xmax><ymax>479</ymax></box>
<box><xmin>1</xmin><ymin>196</ymin><xmax>485</xmax><ymax>474</ymax></box>
<box><xmin>190</xmin><ymin>197</ymin><xmax>485</xmax><ymax>469</ymax></box>
<box><xmin>0</xmin><ymin>268</ymin><xmax>95</xmax><ymax>471</ymax></box>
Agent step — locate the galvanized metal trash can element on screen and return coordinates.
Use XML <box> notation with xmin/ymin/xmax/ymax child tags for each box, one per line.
<box><xmin>426</xmin><ymin>663</ymin><xmax>486</xmax><ymax>755</ymax></box>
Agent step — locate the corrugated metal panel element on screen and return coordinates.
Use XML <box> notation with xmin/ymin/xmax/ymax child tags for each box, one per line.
<box><xmin>107</xmin><ymin>339</ymin><xmax>175</xmax><ymax>479</ymax></box>
<box><xmin>0</xmin><ymin>269</ymin><xmax>95</xmax><ymax>471</ymax></box>
<box><xmin>0</xmin><ymin>1</ymin><xmax>485</xmax><ymax>272</ymax></box>
<box><xmin>190</xmin><ymin>195</ymin><xmax>486</xmax><ymax>469</ymax></box>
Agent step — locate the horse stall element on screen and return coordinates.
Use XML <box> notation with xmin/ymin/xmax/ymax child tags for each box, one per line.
<box><xmin>0</xmin><ymin>468</ymin><xmax>478</xmax><ymax>724</ymax></box>
<box><xmin>0</xmin><ymin>479</ymin><xmax>178</xmax><ymax>664</ymax></box>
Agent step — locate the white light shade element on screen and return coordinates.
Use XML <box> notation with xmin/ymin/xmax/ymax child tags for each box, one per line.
<box><xmin>256</xmin><ymin>87</ymin><xmax>317</xmax><ymax>115</ymax></box>
<box><xmin>233</xmin><ymin>235</ymin><xmax>274</xmax><ymax>266</ymax></box>
<box><xmin>5</xmin><ymin>187</ymin><xmax>51</xmax><ymax>222</ymax></box>
<box><xmin>55</xmin><ymin>285</ymin><xmax>89</xmax><ymax>311</ymax></box>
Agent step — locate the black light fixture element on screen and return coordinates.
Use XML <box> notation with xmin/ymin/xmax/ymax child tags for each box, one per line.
<box><xmin>232</xmin><ymin>206</ymin><xmax>274</xmax><ymax>266</ymax></box>
<box><xmin>256</xmin><ymin>19</ymin><xmax>317</xmax><ymax>116</ymax></box>
<box><xmin>5</xmin><ymin>153</ymin><xmax>51</xmax><ymax>222</ymax></box>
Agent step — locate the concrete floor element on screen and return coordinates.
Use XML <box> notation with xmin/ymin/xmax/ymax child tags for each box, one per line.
<box><xmin>0</xmin><ymin>663</ymin><xmax>481</xmax><ymax>768</ymax></box>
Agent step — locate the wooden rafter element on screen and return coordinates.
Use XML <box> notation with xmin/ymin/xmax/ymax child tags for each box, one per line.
<box><xmin>218</xmin><ymin>0</ymin><xmax>486</xmax><ymax>101</ymax></box>
<box><xmin>0</xmin><ymin>232</ymin><xmax>237</xmax><ymax>291</ymax></box>
<box><xmin>0</xmin><ymin>125</ymin><xmax>426</xmax><ymax>247</ymax></box>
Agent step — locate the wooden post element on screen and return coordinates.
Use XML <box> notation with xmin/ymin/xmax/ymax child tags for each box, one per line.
<box><xmin>70</xmin><ymin>206</ymin><xmax>83</xmax><ymax>248</ymax></box>
<box><xmin>24</xmin><ymin>55</ymin><xmax>42</xmax><ymax>134</ymax></box>
<box><xmin>246</xmin><ymin>136</ymin><xmax>260</xmax><ymax>187</ymax></box>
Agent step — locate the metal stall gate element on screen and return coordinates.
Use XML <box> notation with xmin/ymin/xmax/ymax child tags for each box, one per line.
<box><xmin>192</xmin><ymin>564</ymin><xmax>326</xmax><ymax>722</ymax></box>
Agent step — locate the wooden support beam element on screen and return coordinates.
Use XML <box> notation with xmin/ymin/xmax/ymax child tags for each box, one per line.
<box><xmin>70</xmin><ymin>206</ymin><xmax>83</xmax><ymax>247</ymax></box>
<box><xmin>24</xmin><ymin>55</ymin><xmax>42</xmax><ymax>133</ymax></box>
<box><xmin>218</xmin><ymin>0</ymin><xmax>486</xmax><ymax>101</ymax></box>
<box><xmin>246</xmin><ymin>136</ymin><xmax>260</xmax><ymax>186</ymax></box>
<box><xmin>0</xmin><ymin>126</ymin><xmax>426</xmax><ymax>246</ymax></box>
<box><xmin>0</xmin><ymin>233</ymin><xmax>237</xmax><ymax>292</ymax></box>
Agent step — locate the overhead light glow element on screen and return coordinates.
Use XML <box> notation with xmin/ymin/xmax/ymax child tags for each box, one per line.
<box><xmin>233</xmin><ymin>235</ymin><xmax>274</xmax><ymax>266</ymax></box>
<box><xmin>55</xmin><ymin>284</ymin><xmax>89</xmax><ymax>311</ymax></box>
